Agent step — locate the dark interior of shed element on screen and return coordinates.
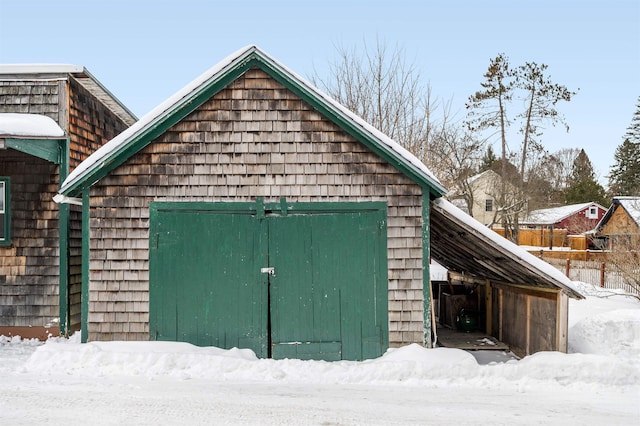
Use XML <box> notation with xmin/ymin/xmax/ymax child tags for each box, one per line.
<box><xmin>431</xmin><ymin>279</ymin><xmax>509</xmax><ymax>352</ymax></box>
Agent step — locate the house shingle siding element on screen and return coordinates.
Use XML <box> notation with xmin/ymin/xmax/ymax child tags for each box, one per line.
<box><xmin>0</xmin><ymin>150</ymin><xmax>60</xmax><ymax>328</ymax></box>
<box><xmin>87</xmin><ymin>69</ymin><xmax>426</xmax><ymax>345</ymax></box>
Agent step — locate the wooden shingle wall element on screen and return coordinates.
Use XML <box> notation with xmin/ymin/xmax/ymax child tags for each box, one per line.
<box><xmin>67</xmin><ymin>77</ymin><xmax>130</xmax><ymax>169</ymax></box>
<box><xmin>68</xmin><ymin>206</ymin><xmax>83</xmax><ymax>333</ymax></box>
<box><xmin>0</xmin><ymin>80</ymin><xmax>63</xmax><ymax>122</ymax></box>
<box><xmin>88</xmin><ymin>68</ymin><xmax>426</xmax><ymax>346</ymax></box>
<box><xmin>0</xmin><ymin>151</ymin><xmax>60</xmax><ymax>330</ymax></box>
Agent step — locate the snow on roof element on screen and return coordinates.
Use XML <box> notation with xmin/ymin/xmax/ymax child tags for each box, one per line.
<box><xmin>615</xmin><ymin>196</ymin><xmax>640</xmax><ymax>226</ymax></box>
<box><xmin>466</xmin><ymin>169</ymin><xmax>497</xmax><ymax>185</ymax></box>
<box><xmin>522</xmin><ymin>202</ymin><xmax>602</xmax><ymax>225</ymax></box>
<box><xmin>0</xmin><ymin>113</ymin><xmax>65</xmax><ymax>138</ymax></box>
<box><xmin>58</xmin><ymin>45</ymin><xmax>444</xmax><ymax>195</ymax></box>
<box><xmin>432</xmin><ymin>197</ymin><xmax>584</xmax><ymax>298</ymax></box>
<box><xmin>430</xmin><ymin>260</ymin><xmax>448</xmax><ymax>281</ymax></box>
<box><xmin>0</xmin><ymin>64</ymin><xmax>85</xmax><ymax>75</ymax></box>
<box><xmin>0</xmin><ymin>64</ymin><xmax>137</xmax><ymax>127</ymax></box>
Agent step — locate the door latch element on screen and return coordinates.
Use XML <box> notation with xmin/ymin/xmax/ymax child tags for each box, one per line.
<box><xmin>260</xmin><ymin>267</ymin><xmax>275</xmax><ymax>276</ymax></box>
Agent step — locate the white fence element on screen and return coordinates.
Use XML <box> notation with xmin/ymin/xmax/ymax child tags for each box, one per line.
<box><xmin>545</xmin><ymin>258</ymin><xmax>639</xmax><ymax>295</ymax></box>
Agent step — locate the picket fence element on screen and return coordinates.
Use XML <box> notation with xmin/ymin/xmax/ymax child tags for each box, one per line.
<box><xmin>544</xmin><ymin>257</ymin><xmax>639</xmax><ymax>295</ymax></box>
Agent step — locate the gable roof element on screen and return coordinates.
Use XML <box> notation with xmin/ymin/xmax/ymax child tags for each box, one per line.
<box><xmin>430</xmin><ymin>198</ymin><xmax>584</xmax><ymax>299</ymax></box>
<box><xmin>522</xmin><ymin>202</ymin><xmax>605</xmax><ymax>226</ymax></box>
<box><xmin>0</xmin><ymin>64</ymin><xmax>137</xmax><ymax>128</ymax></box>
<box><xmin>596</xmin><ymin>196</ymin><xmax>640</xmax><ymax>232</ymax></box>
<box><xmin>57</xmin><ymin>45</ymin><xmax>446</xmax><ymax>198</ymax></box>
<box><xmin>467</xmin><ymin>169</ymin><xmax>499</xmax><ymax>186</ymax></box>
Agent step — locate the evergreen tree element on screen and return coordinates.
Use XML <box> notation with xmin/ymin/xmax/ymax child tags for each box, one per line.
<box><xmin>608</xmin><ymin>99</ymin><xmax>640</xmax><ymax>196</ymax></box>
<box><xmin>565</xmin><ymin>149</ymin><xmax>608</xmax><ymax>205</ymax></box>
<box><xmin>479</xmin><ymin>145</ymin><xmax>497</xmax><ymax>172</ymax></box>
<box><xmin>608</xmin><ymin>139</ymin><xmax>640</xmax><ymax>196</ymax></box>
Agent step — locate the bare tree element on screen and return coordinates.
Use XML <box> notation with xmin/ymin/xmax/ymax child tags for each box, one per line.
<box><xmin>466</xmin><ymin>54</ymin><xmax>576</xmax><ymax>241</ymax></box>
<box><xmin>515</xmin><ymin>62</ymin><xmax>576</xmax><ymax>182</ymax></box>
<box><xmin>428</xmin><ymin>121</ymin><xmax>486</xmax><ymax>212</ymax></box>
<box><xmin>312</xmin><ymin>39</ymin><xmax>432</xmax><ymax>152</ymax></box>
<box><xmin>313</xmin><ymin>39</ymin><xmax>486</xmax><ymax>195</ymax></box>
<box><xmin>607</xmin><ymin>250</ymin><xmax>640</xmax><ymax>295</ymax></box>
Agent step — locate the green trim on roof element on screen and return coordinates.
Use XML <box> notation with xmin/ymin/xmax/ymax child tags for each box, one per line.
<box><xmin>60</xmin><ymin>50</ymin><xmax>445</xmax><ymax>198</ymax></box>
<box><xmin>4</xmin><ymin>137</ymin><xmax>67</xmax><ymax>164</ymax></box>
<box><xmin>421</xmin><ymin>190</ymin><xmax>433</xmax><ymax>348</ymax></box>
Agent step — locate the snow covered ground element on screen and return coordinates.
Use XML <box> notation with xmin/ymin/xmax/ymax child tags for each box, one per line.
<box><xmin>1</xmin><ymin>281</ymin><xmax>638</xmax><ymax>425</ymax></box>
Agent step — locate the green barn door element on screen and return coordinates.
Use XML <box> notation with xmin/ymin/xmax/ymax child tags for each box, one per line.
<box><xmin>149</xmin><ymin>201</ymin><xmax>388</xmax><ymax>361</ymax></box>
<box><xmin>268</xmin><ymin>209</ymin><xmax>388</xmax><ymax>361</ymax></box>
<box><xmin>149</xmin><ymin>205</ymin><xmax>269</xmax><ymax>357</ymax></box>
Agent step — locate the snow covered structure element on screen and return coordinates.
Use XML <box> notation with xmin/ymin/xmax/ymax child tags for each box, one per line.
<box><xmin>0</xmin><ymin>66</ymin><xmax>136</xmax><ymax>339</ymax></box>
<box><xmin>594</xmin><ymin>196</ymin><xmax>640</xmax><ymax>250</ymax></box>
<box><xmin>447</xmin><ymin>169</ymin><xmax>520</xmax><ymax>227</ymax></box>
<box><xmin>54</xmin><ymin>46</ymin><xmax>583</xmax><ymax>360</ymax></box>
<box><xmin>521</xmin><ymin>202</ymin><xmax>606</xmax><ymax>235</ymax></box>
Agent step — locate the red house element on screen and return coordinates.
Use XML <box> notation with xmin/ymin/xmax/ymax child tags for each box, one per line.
<box><xmin>521</xmin><ymin>202</ymin><xmax>607</xmax><ymax>235</ymax></box>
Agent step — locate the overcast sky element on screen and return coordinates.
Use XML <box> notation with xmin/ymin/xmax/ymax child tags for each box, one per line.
<box><xmin>1</xmin><ymin>0</ymin><xmax>638</xmax><ymax>182</ymax></box>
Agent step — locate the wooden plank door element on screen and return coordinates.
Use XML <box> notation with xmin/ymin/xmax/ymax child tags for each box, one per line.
<box><xmin>268</xmin><ymin>209</ymin><xmax>388</xmax><ymax>361</ymax></box>
<box><xmin>149</xmin><ymin>206</ymin><xmax>269</xmax><ymax>357</ymax></box>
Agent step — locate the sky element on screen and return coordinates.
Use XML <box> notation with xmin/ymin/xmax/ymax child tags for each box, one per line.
<box><xmin>1</xmin><ymin>0</ymin><xmax>638</xmax><ymax>184</ymax></box>
<box><xmin>0</xmin><ymin>281</ymin><xmax>638</xmax><ymax>424</ymax></box>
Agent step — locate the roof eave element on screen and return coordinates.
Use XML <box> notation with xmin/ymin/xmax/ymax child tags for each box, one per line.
<box><xmin>59</xmin><ymin>46</ymin><xmax>446</xmax><ymax>198</ymax></box>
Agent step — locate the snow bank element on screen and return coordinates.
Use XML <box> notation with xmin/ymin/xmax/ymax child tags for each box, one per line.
<box><xmin>569</xmin><ymin>309</ymin><xmax>640</xmax><ymax>358</ymax></box>
<box><xmin>20</xmin><ymin>340</ymin><xmax>639</xmax><ymax>390</ymax></box>
<box><xmin>568</xmin><ymin>281</ymin><xmax>640</xmax><ymax>358</ymax></box>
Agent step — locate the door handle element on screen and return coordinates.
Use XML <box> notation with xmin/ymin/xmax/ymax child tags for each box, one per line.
<box><xmin>261</xmin><ymin>267</ymin><xmax>275</xmax><ymax>276</ymax></box>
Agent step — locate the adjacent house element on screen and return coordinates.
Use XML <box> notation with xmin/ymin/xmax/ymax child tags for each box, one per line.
<box><xmin>448</xmin><ymin>169</ymin><xmax>520</xmax><ymax>226</ymax></box>
<box><xmin>594</xmin><ymin>196</ymin><xmax>640</xmax><ymax>250</ymax></box>
<box><xmin>519</xmin><ymin>202</ymin><xmax>607</xmax><ymax>248</ymax></box>
<box><xmin>522</xmin><ymin>202</ymin><xmax>606</xmax><ymax>235</ymax></box>
<box><xmin>54</xmin><ymin>46</ymin><xmax>582</xmax><ymax>360</ymax></box>
<box><xmin>0</xmin><ymin>65</ymin><xmax>136</xmax><ymax>339</ymax></box>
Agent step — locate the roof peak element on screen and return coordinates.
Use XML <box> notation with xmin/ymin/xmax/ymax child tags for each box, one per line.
<box><xmin>58</xmin><ymin>45</ymin><xmax>444</xmax><ymax>197</ymax></box>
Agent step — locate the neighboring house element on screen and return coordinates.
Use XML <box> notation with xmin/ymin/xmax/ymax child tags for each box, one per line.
<box><xmin>594</xmin><ymin>196</ymin><xmax>640</xmax><ymax>250</ymax></box>
<box><xmin>448</xmin><ymin>169</ymin><xmax>519</xmax><ymax>226</ymax></box>
<box><xmin>54</xmin><ymin>46</ymin><xmax>582</xmax><ymax>360</ymax></box>
<box><xmin>522</xmin><ymin>202</ymin><xmax>607</xmax><ymax>235</ymax></box>
<box><xmin>0</xmin><ymin>65</ymin><xmax>136</xmax><ymax>339</ymax></box>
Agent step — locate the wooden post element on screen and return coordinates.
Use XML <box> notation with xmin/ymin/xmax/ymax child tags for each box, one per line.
<box><xmin>498</xmin><ymin>288</ymin><xmax>503</xmax><ymax>341</ymax></box>
<box><xmin>600</xmin><ymin>262</ymin><xmax>606</xmax><ymax>288</ymax></box>
<box><xmin>525</xmin><ymin>295</ymin><xmax>531</xmax><ymax>356</ymax></box>
<box><xmin>556</xmin><ymin>291</ymin><xmax>569</xmax><ymax>353</ymax></box>
<box><xmin>565</xmin><ymin>259</ymin><xmax>571</xmax><ymax>277</ymax></box>
<box><xmin>485</xmin><ymin>280</ymin><xmax>492</xmax><ymax>335</ymax></box>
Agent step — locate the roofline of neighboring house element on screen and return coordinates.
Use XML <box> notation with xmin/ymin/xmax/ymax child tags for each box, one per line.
<box><xmin>0</xmin><ymin>64</ymin><xmax>137</xmax><ymax>127</ymax></box>
<box><xmin>596</xmin><ymin>196</ymin><xmax>640</xmax><ymax>231</ymax></box>
<box><xmin>56</xmin><ymin>45</ymin><xmax>446</xmax><ymax>199</ymax></box>
<box><xmin>521</xmin><ymin>201</ymin><xmax>606</xmax><ymax>226</ymax></box>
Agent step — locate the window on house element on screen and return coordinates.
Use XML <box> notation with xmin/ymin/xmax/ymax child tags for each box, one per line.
<box><xmin>0</xmin><ymin>177</ymin><xmax>9</xmax><ymax>245</ymax></box>
<box><xmin>485</xmin><ymin>199</ymin><xmax>493</xmax><ymax>212</ymax></box>
<box><xmin>586</xmin><ymin>207</ymin><xmax>598</xmax><ymax>219</ymax></box>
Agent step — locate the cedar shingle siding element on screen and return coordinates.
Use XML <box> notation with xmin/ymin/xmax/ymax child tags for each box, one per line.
<box><xmin>0</xmin><ymin>69</ymin><xmax>134</xmax><ymax>337</ymax></box>
<box><xmin>68</xmin><ymin>77</ymin><xmax>129</xmax><ymax>169</ymax></box>
<box><xmin>0</xmin><ymin>151</ymin><xmax>60</xmax><ymax>327</ymax></box>
<box><xmin>88</xmin><ymin>69</ymin><xmax>425</xmax><ymax>346</ymax></box>
<box><xmin>0</xmin><ymin>80</ymin><xmax>62</xmax><ymax>120</ymax></box>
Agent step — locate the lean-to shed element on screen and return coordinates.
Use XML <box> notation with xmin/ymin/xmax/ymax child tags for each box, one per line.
<box><xmin>56</xmin><ymin>46</ymin><xmax>582</xmax><ymax>360</ymax></box>
<box><xmin>0</xmin><ymin>66</ymin><xmax>136</xmax><ymax>339</ymax></box>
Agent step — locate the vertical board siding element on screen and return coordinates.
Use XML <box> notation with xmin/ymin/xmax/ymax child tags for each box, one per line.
<box><xmin>0</xmin><ymin>151</ymin><xmax>60</xmax><ymax>328</ymax></box>
<box><xmin>89</xmin><ymin>68</ymin><xmax>424</xmax><ymax>345</ymax></box>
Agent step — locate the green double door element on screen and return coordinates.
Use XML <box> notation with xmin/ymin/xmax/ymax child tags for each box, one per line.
<box><xmin>149</xmin><ymin>201</ymin><xmax>388</xmax><ymax>361</ymax></box>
